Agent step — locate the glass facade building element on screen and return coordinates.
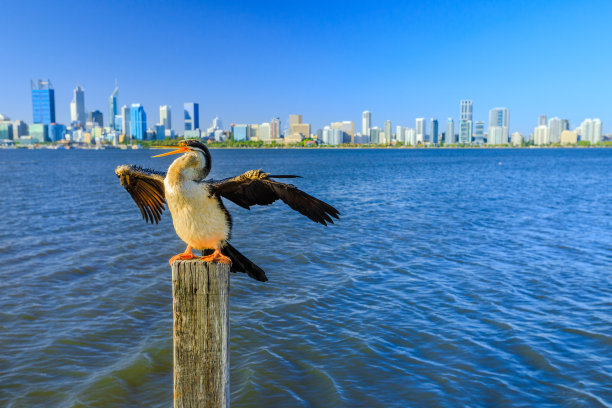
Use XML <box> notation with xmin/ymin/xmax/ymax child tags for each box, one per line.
<box><xmin>184</xmin><ymin>102</ymin><xmax>199</xmax><ymax>131</ymax></box>
<box><xmin>32</xmin><ymin>79</ymin><xmax>56</xmax><ymax>124</ymax></box>
<box><xmin>130</xmin><ymin>104</ymin><xmax>147</xmax><ymax>140</ymax></box>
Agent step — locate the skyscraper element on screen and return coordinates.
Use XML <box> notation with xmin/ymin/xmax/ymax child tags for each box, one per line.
<box><xmin>88</xmin><ymin>110</ymin><xmax>103</xmax><ymax>128</ymax></box>
<box><xmin>459</xmin><ymin>100</ymin><xmax>472</xmax><ymax>144</ymax></box>
<box><xmin>430</xmin><ymin>118</ymin><xmax>438</xmax><ymax>144</ymax></box>
<box><xmin>31</xmin><ymin>79</ymin><xmax>56</xmax><ymax>124</ymax></box>
<box><xmin>121</xmin><ymin>105</ymin><xmax>131</xmax><ymax>137</ymax></box>
<box><xmin>130</xmin><ymin>104</ymin><xmax>147</xmax><ymax>140</ymax></box>
<box><xmin>70</xmin><ymin>85</ymin><xmax>86</xmax><ymax>126</ymax></box>
<box><xmin>384</xmin><ymin>120</ymin><xmax>392</xmax><ymax>144</ymax></box>
<box><xmin>184</xmin><ymin>102</ymin><xmax>199</xmax><ymax>131</ymax></box>
<box><xmin>160</xmin><ymin>105</ymin><xmax>172</xmax><ymax>130</ymax></box>
<box><xmin>416</xmin><ymin>118</ymin><xmax>426</xmax><ymax>144</ymax></box>
<box><xmin>369</xmin><ymin>127</ymin><xmax>380</xmax><ymax>144</ymax></box>
<box><xmin>474</xmin><ymin>121</ymin><xmax>485</xmax><ymax>145</ymax></box>
<box><xmin>445</xmin><ymin>118</ymin><xmax>454</xmax><ymax>144</ymax></box>
<box><xmin>548</xmin><ymin>117</ymin><xmax>562</xmax><ymax>144</ymax></box>
<box><xmin>109</xmin><ymin>81</ymin><xmax>118</xmax><ymax>129</ymax></box>
<box><xmin>362</xmin><ymin>111</ymin><xmax>371</xmax><ymax>137</ymax></box>
<box><xmin>488</xmin><ymin>107</ymin><xmax>509</xmax><ymax>145</ymax></box>
<box><xmin>534</xmin><ymin>125</ymin><xmax>549</xmax><ymax>145</ymax></box>
<box><xmin>270</xmin><ymin>118</ymin><xmax>281</xmax><ymax>139</ymax></box>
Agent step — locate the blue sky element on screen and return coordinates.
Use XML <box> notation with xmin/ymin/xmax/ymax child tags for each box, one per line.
<box><xmin>1</xmin><ymin>0</ymin><xmax>611</xmax><ymax>135</ymax></box>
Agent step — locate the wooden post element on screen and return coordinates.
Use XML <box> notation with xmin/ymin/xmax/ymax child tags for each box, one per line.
<box><xmin>172</xmin><ymin>260</ymin><xmax>230</xmax><ymax>408</ymax></box>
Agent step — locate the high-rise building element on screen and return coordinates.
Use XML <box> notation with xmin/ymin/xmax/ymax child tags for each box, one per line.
<box><xmin>70</xmin><ymin>85</ymin><xmax>86</xmax><ymax>126</ymax></box>
<box><xmin>561</xmin><ymin>119</ymin><xmax>570</xmax><ymax>131</ymax></box>
<box><xmin>184</xmin><ymin>102</ymin><xmax>199</xmax><ymax>131</ymax></box>
<box><xmin>538</xmin><ymin>115</ymin><xmax>548</xmax><ymax>126</ymax></box>
<box><xmin>259</xmin><ymin>122</ymin><xmax>271</xmax><ymax>140</ymax></box>
<box><xmin>88</xmin><ymin>110</ymin><xmax>103</xmax><ymax>128</ymax></box>
<box><xmin>534</xmin><ymin>125</ymin><xmax>549</xmax><ymax>145</ymax></box>
<box><xmin>459</xmin><ymin>100</ymin><xmax>473</xmax><ymax>144</ymax></box>
<box><xmin>430</xmin><ymin>118</ymin><xmax>439</xmax><ymax>144</ymax></box>
<box><xmin>384</xmin><ymin>120</ymin><xmax>392</xmax><ymax>144</ymax></box>
<box><xmin>406</xmin><ymin>128</ymin><xmax>416</xmax><ymax>145</ymax></box>
<box><xmin>593</xmin><ymin>119</ymin><xmax>602</xmax><ymax>144</ymax></box>
<box><xmin>396</xmin><ymin>125</ymin><xmax>404</xmax><ymax>143</ymax></box>
<box><xmin>580</xmin><ymin>118</ymin><xmax>603</xmax><ymax>144</ymax></box>
<box><xmin>342</xmin><ymin>121</ymin><xmax>354</xmax><ymax>143</ymax></box>
<box><xmin>362</xmin><ymin>111</ymin><xmax>371</xmax><ymax>137</ymax></box>
<box><xmin>488</xmin><ymin>107</ymin><xmax>509</xmax><ymax>145</ymax></box>
<box><xmin>445</xmin><ymin>118</ymin><xmax>454</xmax><ymax>144</ymax></box>
<box><xmin>474</xmin><ymin>121</ymin><xmax>485</xmax><ymax>145</ymax></box>
<box><xmin>213</xmin><ymin>116</ymin><xmax>223</xmax><ymax>130</ymax></box>
<box><xmin>289</xmin><ymin>114</ymin><xmax>309</xmax><ymax>139</ymax></box>
<box><xmin>160</xmin><ymin>105</ymin><xmax>172</xmax><ymax>130</ymax></box>
<box><xmin>289</xmin><ymin>114</ymin><xmax>302</xmax><ymax>126</ymax></box>
<box><xmin>548</xmin><ymin>117</ymin><xmax>562</xmax><ymax>144</ymax></box>
<box><xmin>130</xmin><ymin>104</ymin><xmax>147</xmax><ymax>140</ymax></box>
<box><xmin>369</xmin><ymin>127</ymin><xmax>381</xmax><ymax>144</ymax></box>
<box><xmin>31</xmin><ymin>79</ymin><xmax>56</xmax><ymax>124</ymax></box>
<box><xmin>109</xmin><ymin>81</ymin><xmax>118</xmax><ymax>129</ymax></box>
<box><xmin>13</xmin><ymin>120</ymin><xmax>28</xmax><ymax>139</ymax></box>
<box><xmin>511</xmin><ymin>132</ymin><xmax>523</xmax><ymax>147</ymax></box>
<box><xmin>121</xmin><ymin>105</ymin><xmax>131</xmax><ymax>137</ymax></box>
<box><xmin>416</xmin><ymin>118</ymin><xmax>426</xmax><ymax>144</ymax></box>
<box><xmin>270</xmin><ymin>118</ymin><xmax>281</xmax><ymax>139</ymax></box>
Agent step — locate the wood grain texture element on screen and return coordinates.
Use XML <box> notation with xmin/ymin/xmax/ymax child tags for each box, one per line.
<box><xmin>172</xmin><ymin>260</ymin><xmax>230</xmax><ymax>408</ymax></box>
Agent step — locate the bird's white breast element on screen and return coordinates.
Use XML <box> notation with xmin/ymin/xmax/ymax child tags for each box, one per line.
<box><xmin>164</xmin><ymin>179</ymin><xmax>229</xmax><ymax>250</ymax></box>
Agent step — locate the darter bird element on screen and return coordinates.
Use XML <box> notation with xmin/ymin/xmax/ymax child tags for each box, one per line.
<box><xmin>115</xmin><ymin>140</ymin><xmax>339</xmax><ymax>282</ymax></box>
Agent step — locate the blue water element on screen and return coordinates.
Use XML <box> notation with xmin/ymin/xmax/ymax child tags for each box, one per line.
<box><xmin>0</xmin><ymin>148</ymin><xmax>611</xmax><ymax>407</ymax></box>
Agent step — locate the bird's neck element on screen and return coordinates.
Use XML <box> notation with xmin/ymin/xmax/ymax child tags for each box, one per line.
<box><xmin>166</xmin><ymin>155</ymin><xmax>207</xmax><ymax>187</ymax></box>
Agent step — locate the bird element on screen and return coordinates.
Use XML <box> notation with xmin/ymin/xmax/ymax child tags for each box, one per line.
<box><xmin>115</xmin><ymin>139</ymin><xmax>339</xmax><ymax>282</ymax></box>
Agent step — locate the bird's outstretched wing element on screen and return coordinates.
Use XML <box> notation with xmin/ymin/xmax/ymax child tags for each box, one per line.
<box><xmin>210</xmin><ymin>170</ymin><xmax>340</xmax><ymax>225</ymax></box>
<box><xmin>115</xmin><ymin>165</ymin><xmax>167</xmax><ymax>224</ymax></box>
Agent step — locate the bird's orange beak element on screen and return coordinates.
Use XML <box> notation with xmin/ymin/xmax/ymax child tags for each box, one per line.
<box><xmin>152</xmin><ymin>146</ymin><xmax>189</xmax><ymax>157</ymax></box>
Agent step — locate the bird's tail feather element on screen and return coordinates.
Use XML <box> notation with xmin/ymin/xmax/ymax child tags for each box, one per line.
<box><xmin>221</xmin><ymin>242</ymin><xmax>268</xmax><ymax>282</ymax></box>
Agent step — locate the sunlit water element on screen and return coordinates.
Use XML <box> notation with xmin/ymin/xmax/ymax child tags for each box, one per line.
<box><xmin>0</xmin><ymin>148</ymin><xmax>611</xmax><ymax>407</ymax></box>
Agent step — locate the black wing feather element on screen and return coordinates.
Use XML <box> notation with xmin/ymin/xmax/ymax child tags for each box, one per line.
<box><xmin>210</xmin><ymin>170</ymin><xmax>340</xmax><ymax>225</ymax></box>
<box><xmin>115</xmin><ymin>165</ymin><xmax>167</xmax><ymax>224</ymax></box>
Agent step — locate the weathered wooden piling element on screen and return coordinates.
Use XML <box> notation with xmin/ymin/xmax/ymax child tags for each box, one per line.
<box><xmin>172</xmin><ymin>260</ymin><xmax>230</xmax><ymax>408</ymax></box>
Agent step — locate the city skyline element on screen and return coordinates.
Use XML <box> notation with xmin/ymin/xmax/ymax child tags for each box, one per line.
<box><xmin>0</xmin><ymin>1</ymin><xmax>611</xmax><ymax>136</ymax></box>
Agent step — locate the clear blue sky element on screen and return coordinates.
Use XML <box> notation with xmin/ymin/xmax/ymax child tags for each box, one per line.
<box><xmin>1</xmin><ymin>0</ymin><xmax>611</xmax><ymax>135</ymax></box>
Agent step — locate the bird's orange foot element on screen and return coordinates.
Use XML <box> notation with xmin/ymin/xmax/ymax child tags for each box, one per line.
<box><xmin>168</xmin><ymin>252</ymin><xmax>196</xmax><ymax>265</ymax></box>
<box><xmin>201</xmin><ymin>249</ymin><xmax>232</xmax><ymax>265</ymax></box>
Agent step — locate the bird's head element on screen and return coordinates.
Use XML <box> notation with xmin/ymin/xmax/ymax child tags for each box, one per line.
<box><xmin>153</xmin><ymin>139</ymin><xmax>212</xmax><ymax>178</ymax></box>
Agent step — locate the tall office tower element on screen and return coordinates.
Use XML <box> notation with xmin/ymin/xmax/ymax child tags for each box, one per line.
<box><xmin>70</xmin><ymin>85</ymin><xmax>86</xmax><ymax>126</ymax></box>
<box><xmin>369</xmin><ymin>127</ymin><xmax>380</xmax><ymax>144</ymax></box>
<box><xmin>259</xmin><ymin>123</ymin><xmax>271</xmax><ymax>140</ymax></box>
<box><xmin>184</xmin><ymin>102</ymin><xmax>199</xmax><ymax>130</ymax></box>
<box><xmin>406</xmin><ymin>128</ymin><xmax>417</xmax><ymax>145</ymax></box>
<box><xmin>121</xmin><ymin>105</ymin><xmax>131</xmax><ymax>136</ymax></box>
<box><xmin>31</xmin><ymin>79</ymin><xmax>56</xmax><ymax>124</ymax></box>
<box><xmin>561</xmin><ymin>119</ymin><xmax>570</xmax><ymax>131</ymax></box>
<box><xmin>321</xmin><ymin>126</ymin><xmax>331</xmax><ymax>144</ymax></box>
<box><xmin>534</xmin><ymin>125</ymin><xmax>549</xmax><ymax>145</ymax></box>
<box><xmin>362</xmin><ymin>111</ymin><xmax>371</xmax><ymax>137</ymax></box>
<box><xmin>109</xmin><ymin>81</ymin><xmax>118</xmax><ymax>129</ymax></box>
<box><xmin>13</xmin><ymin>120</ymin><xmax>28</xmax><ymax>139</ymax></box>
<box><xmin>88</xmin><ymin>110</ymin><xmax>104</xmax><ymax>128</ymax></box>
<box><xmin>270</xmin><ymin>117</ymin><xmax>281</xmax><ymax>139</ymax></box>
<box><xmin>396</xmin><ymin>125</ymin><xmax>404</xmax><ymax>143</ymax></box>
<box><xmin>342</xmin><ymin>121</ymin><xmax>355</xmax><ymax>143</ymax></box>
<box><xmin>160</xmin><ymin>105</ymin><xmax>172</xmax><ymax>130</ymax></box>
<box><xmin>289</xmin><ymin>114</ymin><xmax>309</xmax><ymax>137</ymax></box>
<box><xmin>445</xmin><ymin>118</ymin><xmax>455</xmax><ymax>144</ymax></box>
<box><xmin>459</xmin><ymin>100</ymin><xmax>473</xmax><ymax>144</ymax></box>
<box><xmin>130</xmin><ymin>104</ymin><xmax>147</xmax><ymax>140</ymax></box>
<box><xmin>488</xmin><ymin>107</ymin><xmax>509</xmax><ymax>145</ymax></box>
<box><xmin>580</xmin><ymin>119</ymin><xmax>593</xmax><ymax>143</ymax></box>
<box><xmin>416</xmin><ymin>118</ymin><xmax>426</xmax><ymax>144</ymax></box>
<box><xmin>511</xmin><ymin>132</ymin><xmax>523</xmax><ymax>146</ymax></box>
<box><xmin>474</xmin><ymin>121</ymin><xmax>485</xmax><ymax>144</ymax></box>
<box><xmin>538</xmin><ymin>115</ymin><xmax>547</xmax><ymax>126</ymax></box>
<box><xmin>213</xmin><ymin>116</ymin><xmax>223</xmax><ymax>130</ymax></box>
<box><xmin>384</xmin><ymin>120</ymin><xmax>392</xmax><ymax>144</ymax></box>
<box><xmin>548</xmin><ymin>117</ymin><xmax>562</xmax><ymax>144</ymax></box>
<box><xmin>593</xmin><ymin>119</ymin><xmax>602</xmax><ymax>144</ymax></box>
<box><xmin>430</xmin><ymin>118</ymin><xmax>439</xmax><ymax>144</ymax></box>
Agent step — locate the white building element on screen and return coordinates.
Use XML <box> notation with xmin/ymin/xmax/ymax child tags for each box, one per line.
<box><xmin>534</xmin><ymin>125</ymin><xmax>549</xmax><ymax>145</ymax></box>
<box><xmin>362</xmin><ymin>111</ymin><xmax>371</xmax><ymax>138</ymax></box>
<box><xmin>548</xmin><ymin>117</ymin><xmax>562</xmax><ymax>144</ymax></box>
<box><xmin>70</xmin><ymin>85</ymin><xmax>86</xmax><ymax>126</ymax></box>
<box><xmin>416</xmin><ymin>118</ymin><xmax>425</xmax><ymax>144</ymax></box>
<box><xmin>511</xmin><ymin>131</ymin><xmax>523</xmax><ymax>146</ymax></box>
<box><xmin>488</xmin><ymin>107</ymin><xmax>509</xmax><ymax>145</ymax></box>
<box><xmin>384</xmin><ymin>120</ymin><xmax>392</xmax><ymax>144</ymax></box>
<box><xmin>459</xmin><ymin>100</ymin><xmax>473</xmax><ymax>144</ymax></box>
<box><xmin>121</xmin><ymin>105</ymin><xmax>130</xmax><ymax>137</ymax></box>
<box><xmin>406</xmin><ymin>128</ymin><xmax>417</xmax><ymax>146</ymax></box>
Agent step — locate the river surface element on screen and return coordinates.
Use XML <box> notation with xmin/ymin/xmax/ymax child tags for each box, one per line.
<box><xmin>0</xmin><ymin>148</ymin><xmax>611</xmax><ymax>407</ymax></box>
